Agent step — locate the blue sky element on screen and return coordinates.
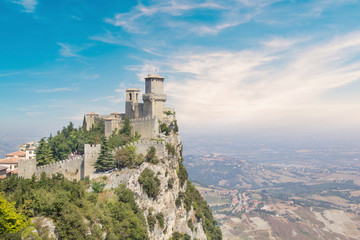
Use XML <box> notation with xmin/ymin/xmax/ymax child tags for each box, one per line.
<box><xmin>1</xmin><ymin>0</ymin><xmax>360</xmax><ymax>141</ymax></box>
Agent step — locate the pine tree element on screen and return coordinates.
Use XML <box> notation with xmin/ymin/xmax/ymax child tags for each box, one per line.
<box><xmin>120</xmin><ymin>116</ymin><xmax>132</xmax><ymax>136</ymax></box>
<box><xmin>36</xmin><ymin>138</ymin><xmax>56</xmax><ymax>166</ymax></box>
<box><xmin>94</xmin><ymin>138</ymin><xmax>116</xmax><ymax>172</ymax></box>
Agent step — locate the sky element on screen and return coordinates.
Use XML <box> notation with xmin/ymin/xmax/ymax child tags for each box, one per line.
<box><xmin>1</xmin><ymin>0</ymin><xmax>360</xmax><ymax>145</ymax></box>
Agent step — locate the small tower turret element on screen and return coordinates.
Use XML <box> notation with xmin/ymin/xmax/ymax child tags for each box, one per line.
<box><xmin>142</xmin><ymin>74</ymin><xmax>167</xmax><ymax>118</ymax></box>
<box><xmin>125</xmin><ymin>88</ymin><xmax>141</xmax><ymax>119</ymax></box>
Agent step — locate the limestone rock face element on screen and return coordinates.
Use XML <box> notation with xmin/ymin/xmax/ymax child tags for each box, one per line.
<box><xmin>102</xmin><ymin>122</ymin><xmax>207</xmax><ymax>240</ymax></box>
<box><xmin>32</xmin><ymin>217</ymin><xmax>58</xmax><ymax>240</ymax></box>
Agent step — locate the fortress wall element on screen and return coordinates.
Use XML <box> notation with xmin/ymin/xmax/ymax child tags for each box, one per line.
<box><xmin>18</xmin><ymin>158</ymin><xmax>37</xmax><ymax>179</ymax></box>
<box><xmin>105</xmin><ymin>117</ymin><xmax>159</xmax><ymax>139</ymax></box>
<box><xmin>130</xmin><ymin>117</ymin><xmax>159</xmax><ymax>139</ymax></box>
<box><xmin>84</xmin><ymin>144</ymin><xmax>101</xmax><ymax>177</ymax></box>
<box><xmin>114</xmin><ymin>140</ymin><xmax>166</xmax><ymax>159</ymax></box>
<box><xmin>34</xmin><ymin>156</ymin><xmax>83</xmax><ymax>180</ymax></box>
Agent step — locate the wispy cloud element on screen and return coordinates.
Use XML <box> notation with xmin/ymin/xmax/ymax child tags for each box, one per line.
<box><xmin>12</xmin><ymin>0</ymin><xmax>37</xmax><ymax>13</ymax></box>
<box><xmin>89</xmin><ymin>31</ymin><xmax>135</xmax><ymax>47</ymax></box>
<box><xmin>36</xmin><ymin>87</ymin><xmax>77</xmax><ymax>93</ymax></box>
<box><xmin>104</xmin><ymin>0</ymin><xmax>274</xmax><ymax>35</ymax></box>
<box><xmin>57</xmin><ymin>43</ymin><xmax>79</xmax><ymax>57</ymax></box>
<box><xmin>145</xmin><ymin>31</ymin><xmax>360</xmax><ymax>131</ymax></box>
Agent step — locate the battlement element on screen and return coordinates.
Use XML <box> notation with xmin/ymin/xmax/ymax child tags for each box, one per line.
<box><xmin>129</xmin><ymin>116</ymin><xmax>155</xmax><ymax>122</ymax></box>
<box><xmin>113</xmin><ymin>140</ymin><xmax>166</xmax><ymax>159</ymax></box>
<box><xmin>18</xmin><ymin>156</ymin><xmax>83</xmax><ymax>180</ymax></box>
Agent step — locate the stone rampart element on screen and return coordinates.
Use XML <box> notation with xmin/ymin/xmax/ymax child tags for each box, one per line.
<box><xmin>18</xmin><ymin>156</ymin><xmax>83</xmax><ymax>180</ymax></box>
<box><xmin>84</xmin><ymin>144</ymin><xmax>101</xmax><ymax>177</ymax></box>
<box><xmin>114</xmin><ymin>140</ymin><xmax>166</xmax><ymax>159</ymax></box>
<box><xmin>105</xmin><ymin>116</ymin><xmax>159</xmax><ymax>139</ymax></box>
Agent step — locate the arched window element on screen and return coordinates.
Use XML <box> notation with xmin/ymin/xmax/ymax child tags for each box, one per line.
<box><xmin>129</xmin><ymin>93</ymin><xmax>132</xmax><ymax>101</ymax></box>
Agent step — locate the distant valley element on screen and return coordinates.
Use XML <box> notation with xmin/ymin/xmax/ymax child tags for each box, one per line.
<box><xmin>185</xmin><ymin>152</ymin><xmax>360</xmax><ymax>240</ymax></box>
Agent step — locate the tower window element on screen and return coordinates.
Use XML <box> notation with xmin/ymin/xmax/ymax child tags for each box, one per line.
<box><xmin>129</xmin><ymin>93</ymin><xmax>132</xmax><ymax>101</ymax></box>
<box><xmin>136</xmin><ymin>93</ymin><xmax>138</xmax><ymax>100</ymax></box>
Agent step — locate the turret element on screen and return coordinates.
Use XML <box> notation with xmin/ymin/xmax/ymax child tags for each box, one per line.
<box><xmin>142</xmin><ymin>74</ymin><xmax>167</xmax><ymax>118</ymax></box>
<box><xmin>125</xmin><ymin>88</ymin><xmax>141</xmax><ymax>119</ymax></box>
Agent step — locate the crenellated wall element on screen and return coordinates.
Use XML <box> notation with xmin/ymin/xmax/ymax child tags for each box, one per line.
<box><xmin>84</xmin><ymin>144</ymin><xmax>101</xmax><ymax>177</ymax></box>
<box><xmin>113</xmin><ymin>140</ymin><xmax>166</xmax><ymax>159</ymax></box>
<box><xmin>104</xmin><ymin>116</ymin><xmax>160</xmax><ymax>139</ymax></box>
<box><xmin>18</xmin><ymin>156</ymin><xmax>83</xmax><ymax>180</ymax></box>
<box><xmin>18</xmin><ymin>141</ymin><xmax>167</xmax><ymax>181</ymax></box>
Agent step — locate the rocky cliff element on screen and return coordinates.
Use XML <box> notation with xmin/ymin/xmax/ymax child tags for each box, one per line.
<box><xmin>94</xmin><ymin>117</ymin><xmax>221</xmax><ymax>239</ymax></box>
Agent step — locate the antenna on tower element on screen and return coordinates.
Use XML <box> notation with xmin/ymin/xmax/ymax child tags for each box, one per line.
<box><xmin>154</xmin><ymin>68</ymin><xmax>157</xmax><ymax>75</ymax></box>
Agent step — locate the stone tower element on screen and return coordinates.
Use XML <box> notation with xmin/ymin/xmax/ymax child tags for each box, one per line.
<box><xmin>142</xmin><ymin>74</ymin><xmax>167</xmax><ymax>118</ymax></box>
<box><xmin>86</xmin><ymin>112</ymin><xmax>99</xmax><ymax>131</ymax></box>
<box><xmin>125</xmin><ymin>88</ymin><xmax>141</xmax><ymax>119</ymax></box>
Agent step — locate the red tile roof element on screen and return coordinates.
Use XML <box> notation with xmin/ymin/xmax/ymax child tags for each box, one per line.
<box><xmin>0</xmin><ymin>157</ymin><xmax>24</xmax><ymax>164</ymax></box>
<box><xmin>6</xmin><ymin>150</ymin><xmax>25</xmax><ymax>158</ymax></box>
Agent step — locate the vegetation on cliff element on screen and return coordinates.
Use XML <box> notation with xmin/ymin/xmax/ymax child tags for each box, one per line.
<box><xmin>0</xmin><ymin>174</ymin><xmax>148</xmax><ymax>240</ymax></box>
<box><xmin>35</xmin><ymin>117</ymin><xmax>140</xmax><ymax>167</ymax></box>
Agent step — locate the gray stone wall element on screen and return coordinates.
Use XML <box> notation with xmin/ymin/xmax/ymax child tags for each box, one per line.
<box><xmin>114</xmin><ymin>140</ymin><xmax>166</xmax><ymax>159</ymax></box>
<box><xmin>18</xmin><ymin>158</ymin><xmax>37</xmax><ymax>179</ymax></box>
<box><xmin>18</xmin><ymin>156</ymin><xmax>83</xmax><ymax>180</ymax></box>
<box><xmin>84</xmin><ymin>144</ymin><xmax>101</xmax><ymax>177</ymax></box>
<box><xmin>104</xmin><ymin>117</ymin><xmax>159</xmax><ymax>139</ymax></box>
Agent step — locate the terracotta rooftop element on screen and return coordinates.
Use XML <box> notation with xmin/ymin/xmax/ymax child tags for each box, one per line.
<box><xmin>6</xmin><ymin>150</ymin><xmax>25</xmax><ymax>158</ymax></box>
<box><xmin>86</xmin><ymin>112</ymin><xmax>99</xmax><ymax>116</ymax></box>
<box><xmin>126</xmin><ymin>88</ymin><xmax>140</xmax><ymax>91</ymax></box>
<box><xmin>110</xmin><ymin>112</ymin><xmax>121</xmax><ymax>115</ymax></box>
<box><xmin>104</xmin><ymin>117</ymin><xmax>117</xmax><ymax>121</ymax></box>
<box><xmin>0</xmin><ymin>157</ymin><xmax>24</xmax><ymax>164</ymax></box>
<box><xmin>145</xmin><ymin>74</ymin><xmax>164</xmax><ymax>79</ymax></box>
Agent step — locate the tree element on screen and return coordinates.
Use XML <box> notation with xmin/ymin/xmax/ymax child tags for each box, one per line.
<box><xmin>94</xmin><ymin>138</ymin><xmax>116</xmax><ymax>171</ymax></box>
<box><xmin>145</xmin><ymin>146</ymin><xmax>159</xmax><ymax>164</ymax></box>
<box><xmin>115</xmin><ymin>146</ymin><xmax>136</xmax><ymax>169</ymax></box>
<box><xmin>0</xmin><ymin>194</ymin><xmax>28</xmax><ymax>234</ymax></box>
<box><xmin>138</xmin><ymin>168</ymin><xmax>161</xmax><ymax>199</ymax></box>
<box><xmin>36</xmin><ymin>138</ymin><xmax>56</xmax><ymax>166</ymax></box>
<box><xmin>120</xmin><ymin>116</ymin><xmax>132</xmax><ymax>136</ymax></box>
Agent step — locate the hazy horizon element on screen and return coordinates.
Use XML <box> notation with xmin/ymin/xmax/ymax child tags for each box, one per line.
<box><xmin>1</xmin><ymin>0</ymin><xmax>360</xmax><ymax>152</ymax></box>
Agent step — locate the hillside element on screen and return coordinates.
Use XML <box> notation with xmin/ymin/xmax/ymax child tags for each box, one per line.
<box><xmin>0</xmin><ymin>119</ymin><xmax>222</xmax><ymax>240</ymax></box>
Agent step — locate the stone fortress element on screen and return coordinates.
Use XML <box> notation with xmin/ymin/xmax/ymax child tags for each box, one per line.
<box><xmin>86</xmin><ymin>74</ymin><xmax>173</xmax><ymax>139</ymax></box>
<box><xmin>18</xmin><ymin>74</ymin><xmax>176</xmax><ymax>180</ymax></box>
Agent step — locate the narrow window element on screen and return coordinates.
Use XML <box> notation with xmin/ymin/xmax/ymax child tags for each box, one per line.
<box><xmin>136</xmin><ymin>93</ymin><xmax>138</xmax><ymax>100</ymax></box>
<box><xmin>129</xmin><ymin>93</ymin><xmax>132</xmax><ymax>101</ymax></box>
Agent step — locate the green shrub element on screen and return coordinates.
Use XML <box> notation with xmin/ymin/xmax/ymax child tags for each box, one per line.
<box><xmin>155</xmin><ymin>212</ymin><xmax>165</xmax><ymax>228</ymax></box>
<box><xmin>177</xmin><ymin>162</ymin><xmax>188</xmax><ymax>187</ymax></box>
<box><xmin>168</xmin><ymin>178</ymin><xmax>175</xmax><ymax>189</ymax></box>
<box><xmin>138</xmin><ymin>168</ymin><xmax>161</xmax><ymax>199</ymax></box>
<box><xmin>115</xmin><ymin>146</ymin><xmax>136</xmax><ymax>169</ymax></box>
<box><xmin>166</xmin><ymin>143</ymin><xmax>176</xmax><ymax>156</ymax></box>
<box><xmin>159</xmin><ymin>123</ymin><xmax>170</xmax><ymax>135</ymax></box>
<box><xmin>173</xmin><ymin>120</ymin><xmax>179</xmax><ymax>133</ymax></box>
<box><xmin>91</xmin><ymin>181</ymin><xmax>105</xmax><ymax>193</ymax></box>
<box><xmin>187</xmin><ymin>219</ymin><xmax>194</xmax><ymax>231</ymax></box>
<box><xmin>147</xmin><ymin>214</ymin><xmax>156</xmax><ymax>231</ymax></box>
<box><xmin>145</xmin><ymin>146</ymin><xmax>159</xmax><ymax>164</ymax></box>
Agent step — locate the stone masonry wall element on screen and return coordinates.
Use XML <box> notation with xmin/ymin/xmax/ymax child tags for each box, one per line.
<box><xmin>105</xmin><ymin>117</ymin><xmax>159</xmax><ymax>139</ymax></box>
<box><xmin>18</xmin><ymin>156</ymin><xmax>83</xmax><ymax>181</ymax></box>
<box><xmin>84</xmin><ymin>144</ymin><xmax>101</xmax><ymax>177</ymax></box>
<box><xmin>113</xmin><ymin>140</ymin><xmax>166</xmax><ymax>159</ymax></box>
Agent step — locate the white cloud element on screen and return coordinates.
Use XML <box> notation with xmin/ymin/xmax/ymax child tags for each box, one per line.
<box><xmin>36</xmin><ymin>87</ymin><xmax>77</xmax><ymax>93</ymax></box>
<box><xmin>104</xmin><ymin>0</ymin><xmax>270</xmax><ymax>35</ymax></box>
<box><xmin>13</xmin><ymin>0</ymin><xmax>37</xmax><ymax>13</ymax></box>
<box><xmin>149</xmin><ymin>31</ymin><xmax>360</xmax><ymax>132</ymax></box>
<box><xmin>57</xmin><ymin>43</ymin><xmax>79</xmax><ymax>57</ymax></box>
